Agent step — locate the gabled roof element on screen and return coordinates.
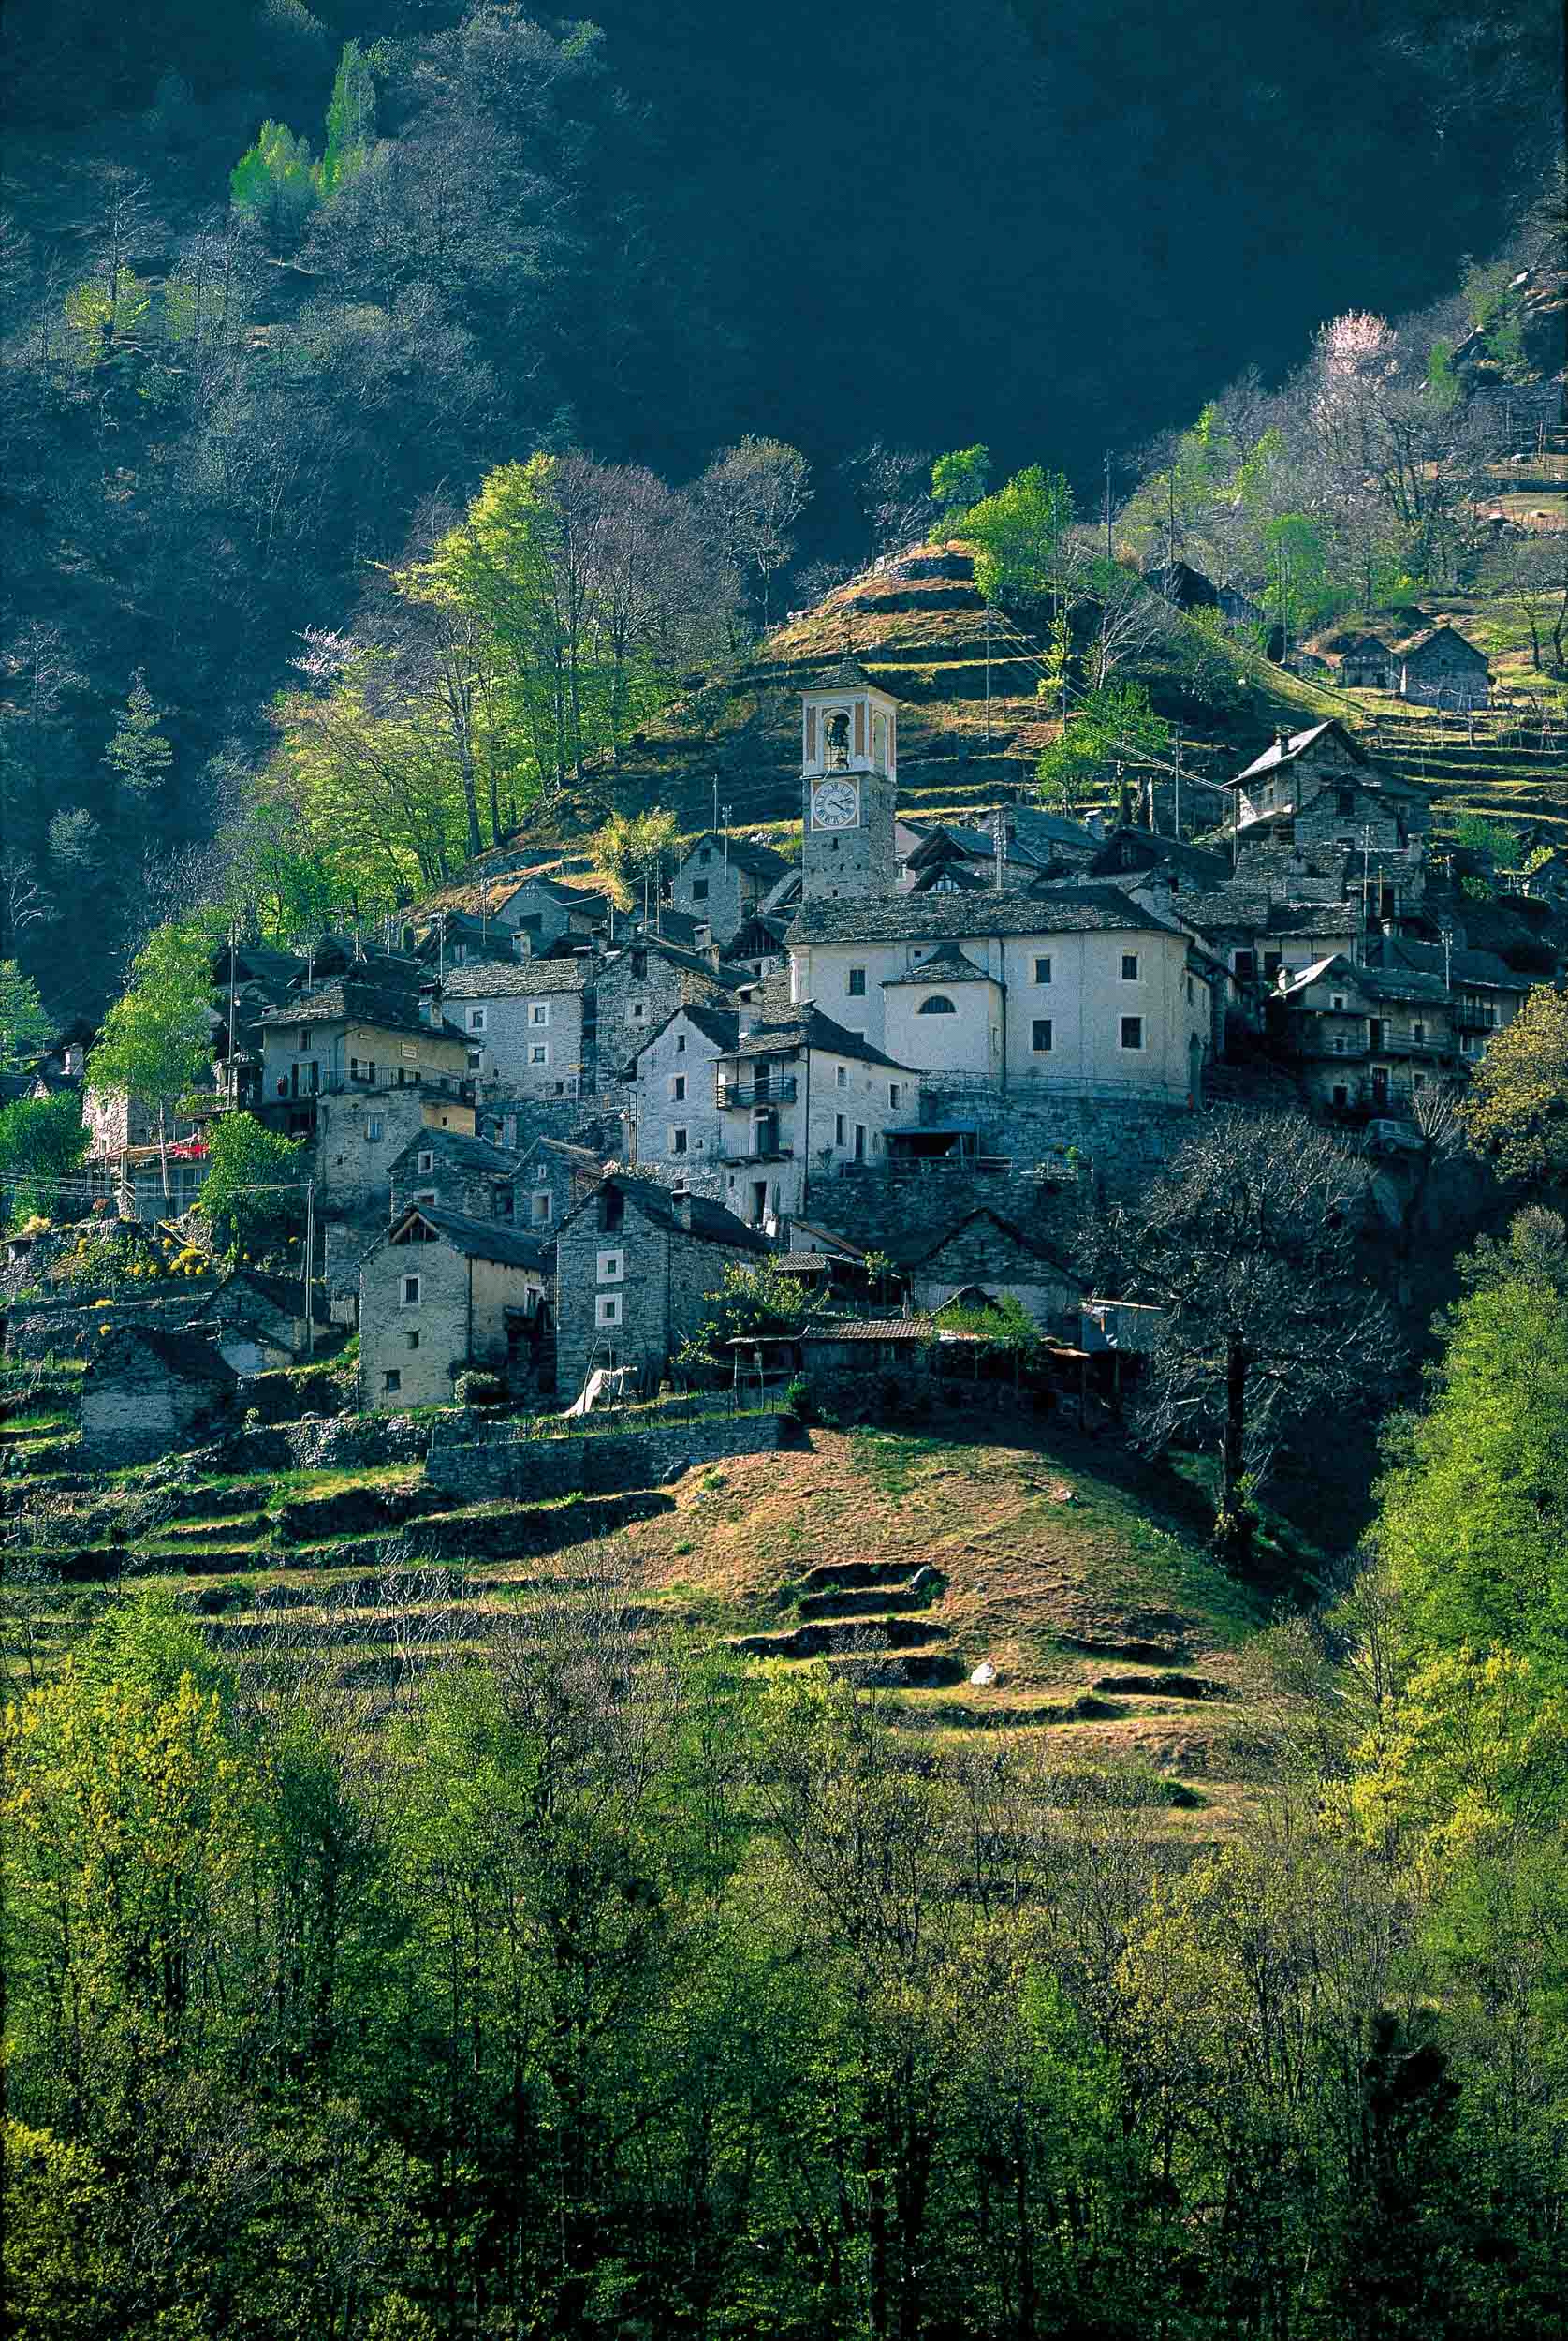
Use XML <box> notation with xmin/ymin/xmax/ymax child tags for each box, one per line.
<box><xmin>787</xmin><ymin>1218</ymin><xmax>874</xmax><ymax>1260</ymax></box>
<box><xmin>605</xmin><ymin>933</ymin><xmax>751</xmax><ymax>990</ymax></box>
<box><xmin>909</xmin><ymin>1206</ymin><xmax>1077</xmax><ymax>1274</ymax></box>
<box><xmin>727</xmin><ymin>914</ymin><xmax>789</xmax><ymax>960</ymax></box>
<box><xmin>83</xmin><ymin>1326</ymin><xmax>240</xmax><ymax>1388</ymax></box>
<box><xmin>788</xmin><ymin>886</ymin><xmax>1184</xmax><ymax>946</ymax></box>
<box><xmin>1230</xmin><ymin>721</ymin><xmax>1367</xmax><ymax>785</ymax></box>
<box><xmin>1086</xmin><ymin>825</ymin><xmax>1232</xmax><ymax>888</ymax></box>
<box><xmin>1397</xmin><ymin>624</ymin><xmax>1489</xmax><ymax>668</ymax></box>
<box><xmin>388</xmin><ymin>1127</ymin><xmax>522</xmax><ymax>1180</ymax></box>
<box><xmin>257</xmin><ymin>977</ymin><xmax>434</xmax><ymax>1038</ymax></box>
<box><xmin>561</xmin><ymin>1174</ymin><xmax>773</xmax><ymax>1254</ymax></box>
<box><xmin>439</xmin><ymin>955</ymin><xmax>591</xmax><ymax>999</ymax></box>
<box><xmin>501</xmin><ymin>872</ymin><xmax>610</xmax><ymax>916</ymax></box>
<box><xmin>630</xmin><ymin>1001</ymin><xmax>741</xmax><ymax>1071</ymax></box>
<box><xmin>799</xmin><ymin>1315</ymin><xmax>981</xmax><ymax>1344</ymax></box>
<box><xmin>386</xmin><ymin>1202</ymin><xmax>549</xmax><ymax>1271</ymax></box>
<box><xmin>725</xmin><ymin>1004</ymin><xmax>915</xmax><ymax>1072</ymax></box>
<box><xmin>518</xmin><ymin>1134</ymin><xmax>605</xmax><ymax>1175</ymax></box>
<box><xmin>882</xmin><ymin>942</ymin><xmax>998</xmax><ymax>987</ymax></box>
<box><xmin>808</xmin><ymin>656</ymin><xmax>900</xmax><ymax>699</ymax></box>
<box><xmin>678</xmin><ymin>832</ymin><xmax>792</xmax><ymax>882</ymax></box>
<box><xmin>907</xmin><ymin>861</ymin><xmax>993</xmax><ymax>894</ymax></box>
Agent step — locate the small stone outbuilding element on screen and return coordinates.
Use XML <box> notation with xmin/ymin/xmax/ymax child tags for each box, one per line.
<box><xmin>907</xmin><ymin>1208</ymin><xmax>1083</xmax><ymax>1334</ymax></box>
<box><xmin>1395</xmin><ymin>625</ymin><xmax>1491</xmax><ymax>709</ymax></box>
<box><xmin>81</xmin><ymin>1327</ymin><xmax>242</xmax><ymax>1466</ymax></box>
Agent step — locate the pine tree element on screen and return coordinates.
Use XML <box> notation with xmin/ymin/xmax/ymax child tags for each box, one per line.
<box><xmin>103</xmin><ymin>670</ymin><xmax>173</xmax><ymax>799</ymax></box>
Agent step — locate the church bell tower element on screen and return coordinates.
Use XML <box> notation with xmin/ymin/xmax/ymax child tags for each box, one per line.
<box><xmin>800</xmin><ymin>660</ymin><xmax>899</xmax><ymax>904</ymax></box>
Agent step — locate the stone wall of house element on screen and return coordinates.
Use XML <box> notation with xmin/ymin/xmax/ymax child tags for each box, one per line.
<box><xmin>360</xmin><ymin>1233</ymin><xmax>469</xmax><ymax>1408</ymax></box>
<box><xmin>425</xmin><ymin>1407</ymin><xmax>789</xmax><ymax>1501</ymax></box>
<box><xmin>81</xmin><ymin>1381</ymin><xmax>232</xmax><ymax>1468</ymax></box>
<box><xmin>555</xmin><ymin>1196</ymin><xmax>670</xmax><ymax>1401</ymax></box>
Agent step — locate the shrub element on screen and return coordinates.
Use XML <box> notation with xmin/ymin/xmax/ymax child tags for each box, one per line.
<box><xmin>783</xmin><ymin>1374</ymin><xmax>818</xmax><ymax>1424</ymax></box>
<box><xmin>454</xmin><ymin>1370</ymin><xmax>506</xmax><ymax>1409</ymax></box>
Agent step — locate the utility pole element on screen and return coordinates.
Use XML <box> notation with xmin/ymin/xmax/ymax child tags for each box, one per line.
<box><xmin>227</xmin><ymin>920</ymin><xmax>238</xmax><ymax>1107</ymax></box>
<box><xmin>722</xmin><ymin>804</ymin><xmax>732</xmax><ymax>868</ymax></box>
<box><xmin>985</xmin><ymin>604</ymin><xmax>993</xmax><ymax>744</ymax></box>
<box><xmin>1173</xmin><ymin>732</ymin><xmax>1181</xmax><ymax>840</ymax></box>
<box><xmin>1104</xmin><ymin>449</ymin><xmax>1113</xmax><ymax>566</ymax></box>
<box><xmin>1440</xmin><ymin>925</ymin><xmax>1454</xmax><ymax>992</ymax></box>
<box><xmin>1361</xmin><ymin>824</ymin><xmax>1374</xmax><ymax>932</ymax></box>
<box><xmin>712</xmin><ymin>773</ymin><xmax>719</xmax><ymax>837</ymax></box>
<box><xmin>304</xmin><ymin>1176</ymin><xmax>315</xmax><ymax>1358</ymax></box>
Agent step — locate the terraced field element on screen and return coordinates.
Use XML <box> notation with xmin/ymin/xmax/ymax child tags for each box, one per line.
<box><xmin>2</xmin><ymin>1353</ymin><xmax>1288</xmax><ymax>1840</ymax></box>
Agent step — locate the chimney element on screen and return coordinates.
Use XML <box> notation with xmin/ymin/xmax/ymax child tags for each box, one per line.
<box><xmin>1276</xmin><ymin>728</ymin><xmax>1292</xmax><ymax>757</ymax></box>
<box><xmin>705</xmin><ymin>941</ymin><xmax>722</xmax><ymax>970</ymax></box>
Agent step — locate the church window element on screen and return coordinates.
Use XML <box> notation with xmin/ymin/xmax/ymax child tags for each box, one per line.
<box><xmin>917</xmin><ymin>994</ymin><xmax>957</xmax><ymax>1015</ymax></box>
<box><xmin>1032</xmin><ymin>1019</ymin><xmax>1053</xmax><ymax>1052</ymax></box>
<box><xmin>847</xmin><ymin>967</ymin><xmax>866</xmax><ymax>996</ymax></box>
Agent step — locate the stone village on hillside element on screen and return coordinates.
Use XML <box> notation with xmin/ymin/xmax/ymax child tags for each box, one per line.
<box><xmin>5</xmin><ymin>649</ymin><xmax>1561</xmax><ymax>1442</ymax></box>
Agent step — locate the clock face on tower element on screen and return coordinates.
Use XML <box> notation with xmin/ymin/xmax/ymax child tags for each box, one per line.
<box><xmin>811</xmin><ymin>777</ymin><xmax>859</xmax><ymax>831</ymax></box>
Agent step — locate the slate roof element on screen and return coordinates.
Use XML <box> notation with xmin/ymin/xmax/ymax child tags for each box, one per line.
<box><xmin>257</xmin><ymin>978</ymin><xmax>433</xmax><ymax>1038</ymax></box>
<box><xmin>727</xmin><ymin>915</ymin><xmax>789</xmax><ymax>960</ymax></box>
<box><xmin>725</xmin><ymin>1005</ymin><xmax>914</xmax><ymax>1072</ymax></box>
<box><xmin>788</xmin><ymin>886</ymin><xmax>1184</xmax><ymax>946</ymax></box>
<box><xmin>798</xmin><ymin>1316</ymin><xmax>982</xmax><ymax>1344</ymax></box>
<box><xmin>388</xmin><ymin>1127</ymin><xmax>523</xmax><ymax>1180</ymax></box>
<box><xmin>388</xmin><ymin>1203</ymin><xmax>550</xmax><ymax>1271</ymax></box>
<box><xmin>84</xmin><ymin>1326</ymin><xmax>240</xmax><ymax>1388</ymax></box>
<box><xmin>632</xmin><ymin>1002</ymin><xmax>741</xmax><ymax>1068</ymax></box>
<box><xmin>882</xmin><ymin>943</ymin><xmax>997</xmax><ymax>987</ymax></box>
<box><xmin>502</xmin><ymin>873</ymin><xmax>610</xmax><ymax>916</ymax></box>
<box><xmin>564</xmin><ymin>1174</ymin><xmax>773</xmax><ymax>1254</ymax></box>
<box><xmin>907</xmin><ymin>861</ymin><xmax>993</xmax><ymax>894</ymax></box>
<box><xmin>1231</xmin><ymin>721</ymin><xmax>1367</xmax><ymax>785</ymax></box>
<box><xmin>439</xmin><ymin>956</ymin><xmax>592</xmax><ymax>999</ymax></box>
<box><xmin>1375</xmin><ymin>939</ymin><xmax>1529</xmax><ymax>992</ymax></box>
<box><xmin>1396</xmin><ymin>625</ymin><xmax>1489</xmax><ymax>669</ymax></box>
<box><xmin>519</xmin><ymin>1135</ymin><xmax>605</xmax><ymax>1174</ymax></box>
<box><xmin>605</xmin><ymin>933</ymin><xmax>752</xmax><ymax>990</ymax></box>
<box><xmin>679</xmin><ymin>832</ymin><xmax>793</xmax><ymax>882</ymax></box>
<box><xmin>910</xmin><ymin>1206</ymin><xmax>1077</xmax><ymax>1273</ymax></box>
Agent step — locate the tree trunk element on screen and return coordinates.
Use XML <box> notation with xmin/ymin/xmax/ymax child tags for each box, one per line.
<box><xmin>1221</xmin><ymin>1336</ymin><xmax>1246</xmax><ymax>1522</ymax></box>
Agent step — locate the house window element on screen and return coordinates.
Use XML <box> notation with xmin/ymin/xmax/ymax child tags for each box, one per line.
<box><xmin>835</xmin><ymin>1064</ymin><xmax>848</xmax><ymax>1088</ymax></box>
<box><xmin>1331</xmin><ymin>994</ymin><xmax>1346</xmax><ymax>1012</ymax></box>
<box><xmin>595</xmin><ymin>1293</ymin><xmax>623</xmax><ymax>1328</ymax></box>
<box><xmin>297</xmin><ymin>1026</ymin><xmax>309</xmax><ymax>1053</ymax></box>
<box><xmin>888</xmin><ymin>1082</ymin><xmax>902</xmax><ymax>1108</ymax></box>
<box><xmin>835</xmin><ymin>1113</ymin><xmax>846</xmax><ymax>1145</ymax></box>
<box><xmin>597</xmin><ymin>1249</ymin><xmax>625</xmax><ymax>1282</ymax></box>
<box><xmin>531</xmin><ymin>1193</ymin><xmax>552</xmax><ymax>1225</ymax></box>
<box><xmin>1033</xmin><ymin>1018</ymin><xmax>1053</xmax><ymax>1052</ymax></box>
<box><xmin>368</xmin><ymin>1117</ymin><xmax>383</xmax><ymax>1141</ymax></box>
<box><xmin>468</xmin><ymin>1008</ymin><xmax>486</xmax><ymax>1032</ymax></box>
<box><xmin>630</xmin><ymin>950</ymin><xmax>647</xmax><ymax>979</ymax></box>
<box><xmin>698</xmin><ymin>846</ymin><xmax>712</xmax><ymax>865</ymax></box>
<box><xmin>1033</xmin><ymin>956</ymin><xmax>1052</xmax><ymax>984</ymax></box>
<box><xmin>692</xmin><ymin>879</ymin><xmax>710</xmax><ymax>902</ymax></box>
<box><xmin>530</xmin><ymin>1002</ymin><xmax>549</xmax><ymax>1025</ymax></box>
<box><xmin>1120</xmin><ymin>1016</ymin><xmax>1144</xmax><ymax>1051</ymax></box>
<box><xmin>630</xmin><ymin>1001</ymin><xmax>647</xmax><ymax>1023</ymax></box>
<box><xmin>1234</xmin><ymin>951</ymin><xmax>1255</xmax><ymax>981</ymax></box>
<box><xmin>383</xmin><ymin>1369</ymin><xmax>402</xmax><ymax>1393</ymax></box>
<box><xmin>675</xmin><ymin>1032</ymin><xmax>686</xmax><ymax>1054</ymax></box>
<box><xmin>1121</xmin><ymin>953</ymin><xmax>1139</xmax><ymax>982</ymax></box>
<box><xmin>671</xmin><ymin>1074</ymin><xmax>686</xmax><ymax>1101</ymax></box>
<box><xmin>401</xmin><ymin>1274</ymin><xmax>421</xmax><ymax>1305</ymax></box>
<box><xmin>530</xmin><ymin>1044</ymin><xmax>549</xmax><ymax>1066</ymax></box>
<box><xmin>916</xmin><ymin>994</ymin><xmax>956</xmax><ymax>1015</ymax></box>
<box><xmin>599</xmin><ymin>1190</ymin><xmax>623</xmax><ymax>1232</ymax></box>
<box><xmin>847</xmin><ymin>967</ymin><xmax>867</xmax><ymax>997</ymax></box>
<box><xmin>1337</xmin><ymin>788</ymin><xmax>1356</xmax><ymax>814</ymax></box>
<box><xmin>1332</xmin><ymin>1084</ymin><xmax>1349</xmax><ymax>1109</ymax></box>
<box><xmin>418</xmin><ymin>1150</ymin><xmax>434</xmax><ymax>1172</ymax></box>
<box><xmin>468</xmin><ymin>1049</ymin><xmax>482</xmax><ymax>1071</ymax></box>
<box><xmin>1264</xmin><ymin>952</ymin><xmax>1282</xmax><ymax>982</ymax></box>
<box><xmin>404</xmin><ymin>1331</ymin><xmax>420</xmax><ymax>1351</ymax></box>
<box><xmin>671</xmin><ymin>1127</ymin><xmax>689</xmax><ymax>1154</ymax></box>
<box><xmin>1413</xmin><ymin>1023</ymin><xmax>1425</xmax><ymax>1045</ymax></box>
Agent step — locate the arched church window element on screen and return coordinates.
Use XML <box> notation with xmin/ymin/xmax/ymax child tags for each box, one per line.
<box><xmin>916</xmin><ymin>994</ymin><xmax>957</xmax><ymax>1015</ymax></box>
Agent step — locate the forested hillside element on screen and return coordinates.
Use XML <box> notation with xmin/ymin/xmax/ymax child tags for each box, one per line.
<box><xmin>1</xmin><ymin>0</ymin><xmax>1561</xmax><ymax>1019</ymax></box>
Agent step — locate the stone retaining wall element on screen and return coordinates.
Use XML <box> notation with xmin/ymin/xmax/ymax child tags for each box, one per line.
<box><xmin>3</xmin><ymin>1286</ymin><xmax>224</xmax><ymax>1361</ymax></box>
<box><xmin>425</xmin><ymin>1409</ymin><xmax>790</xmax><ymax>1502</ymax></box>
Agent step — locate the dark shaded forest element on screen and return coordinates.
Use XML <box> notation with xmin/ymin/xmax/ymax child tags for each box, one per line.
<box><xmin>0</xmin><ymin>0</ymin><xmax>1561</xmax><ymax>1013</ymax></box>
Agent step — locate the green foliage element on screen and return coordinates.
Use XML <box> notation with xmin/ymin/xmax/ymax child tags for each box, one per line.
<box><xmin>230</xmin><ymin>118</ymin><xmax>320</xmax><ymax>246</ymax></box>
<box><xmin>930</xmin><ymin>442</ymin><xmax>991</xmax><ymax>521</ymax></box>
<box><xmin>675</xmin><ymin>1258</ymin><xmax>812</xmax><ymax>1376</ymax></box>
<box><xmin>1376</xmin><ymin>1212</ymin><xmax>1568</xmax><ymax>1681</ymax></box>
<box><xmin>62</xmin><ymin>272</ymin><xmax>152</xmax><ymax>365</ymax></box>
<box><xmin>198</xmin><ymin>1112</ymin><xmax>306</xmax><ymax>1255</ymax></box>
<box><xmin>320</xmin><ymin>41</ymin><xmax>376</xmax><ymax>199</ymax></box>
<box><xmin>1035</xmin><ymin>679</ymin><xmax>1166</xmax><ymax>815</ymax></box>
<box><xmin>0</xmin><ymin>1091</ymin><xmax>87</xmax><ymax>1226</ymax></box>
<box><xmin>87</xmin><ymin>916</ymin><xmax>218</xmax><ymax>1140</ymax></box>
<box><xmin>102</xmin><ymin>669</ymin><xmax>172</xmax><ymax>800</ymax></box>
<box><xmin>1461</xmin><ymin>986</ymin><xmax>1568</xmax><ymax>1184</ymax></box>
<box><xmin>0</xmin><ymin>960</ymin><xmax>51</xmax><ymax>1073</ymax></box>
<box><xmin>591</xmin><ymin>807</ymin><xmax>680</xmax><ymax>907</ymax></box>
<box><xmin>935</xmin><ymin>1290</ymin><xmax>1044</xmax><ymax>1360</ymax></box>
<box><xmin>452</xmin><ymin>1368</ymin><xmax>506</xmax><ymax>1407</ymax></box>
<box><xmin>1454</xmin><ymin>812</ymin><xmax>1524</xmax><ymax>867</ymax></box>
<box><xmin>962</xmin><ymin>464</ymin><xmax>1074</xmax><ymax>610</ymax></box>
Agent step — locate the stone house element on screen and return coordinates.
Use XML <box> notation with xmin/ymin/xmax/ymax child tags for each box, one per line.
<box><xmin>256</xmin><ymin>977</ymin><xmax>471</xmax><ymax>1141</ymax></box>
<box><xmin>1224</xmin><ymin>723</ymin><xmax>1430</xmax><ymax>859</ymax></box>
<box><xmin>314</xmin><ymin>1082</ymin><xmax>475</xmax><ymax>1216</ymax></box>
<box><xmin>511</xmin><ymin>1135</ymin><xmax>605</xmax><ymax>1237</ymax></box>
<box><xmin>439</xmin><ymin>957</ymin><xmax>593</xmax><ymax>1098</ymax></box>
<box><xmin>594</xmin><ymin>935</ymin><xmax>746</xmax><ymax>1109</ymax></box>
<box><xmin>1335</xmin><ymin>634</ymin><xmax>1394</xmax><ymax>690</ymax></box>
<box><xmin>80</xmin><ymin>1327</ymin><xmax>241</xmax><ymax>1465</ymax></box>
<box><xmin>906</xmin><ymin>1207</ymin><xmax>1083</xmax><ymax>1333</ymax></box>
<box><xmin>359</xmin><ymin>1203</ymin><xmax>551</xmax><ymax>1409</ymax></box>
<box><xmin>705</xmin><ymin>986</ymin><xmax>921</xmax><ymax>1229</ymax></box>
<box><xmin>195</xmin><ymin>1269</ymin><xmax>322</xmax><ymax>1374</ymax></box>
<box><xmin>669</xmin><ymin>832</ymin><xmax>793</xmax><ymax>945</ymax></box>
<box><xmin>1396</xmin><ymin>625</ymin><xmax>1491</xmax><ymax>709</ymax></box>
<box><xmin>388</xmin><ymin>1126</ymin><xmax>526</xmax><ymax>1222</ymax></box>
<box><xmin>1269</xmin><ymin>935</ymin><xmax>1526</xmax><ymax>1115</ymax></box>
<box><xmin>624</xmin><ymin>1002</ymin><xmax>740</xmax><ymax>1195</ymax></box>
<box><xmin>553</xmin><ymin>1172</ymin><xmax>772</xmax><ymax>1403</ymax></box>
<box><xmin>488</xmin><ymin>873</ymin><xmax>610</xmax><ymax>952</ymax></box>
<box><xmin>786</xmin><ymin>887</ymin><xmax>1212</xmax><ymax>1109</ymax></box>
